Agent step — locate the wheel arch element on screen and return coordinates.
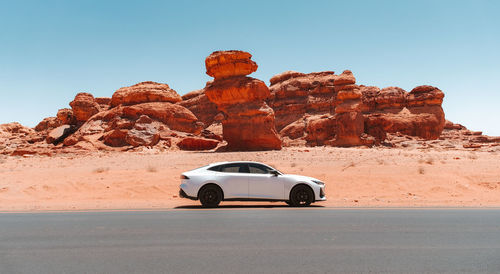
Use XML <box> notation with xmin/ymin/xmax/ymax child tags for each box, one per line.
<box><xmin>197</xmin><ymin>183</ymin><xmax>224</xmax><ymax>200</ymax></box>
<box><xmin>289</xmin><ymin>183</ymin><xmax>315</xmax><ymax>201</ymax></box>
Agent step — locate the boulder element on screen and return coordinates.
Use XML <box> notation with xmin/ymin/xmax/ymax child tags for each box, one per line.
<box><xmin>56</xmin><ymin>108</ymin><xmax>76</xmax><ymax>125</ymax></box>
<box><xmin>205</xmin><ymin>50</ymin><xmax>258</xmax><ymax>79</ymax></box>
<box><xmin>34</xmin><ymin>117</ymin><xmax>61</xmax><ymax>132</ymax></box>
<box><xmin>46</xmin><ymin>125</ymin><xmax>75</xmax><ymax>144</ymax></box>
<box><xmin>69</xmin><ymin>93</ymin><xmax>100</xmax><ymax>123</ymax></box>
<box><xmin>110</xmin><ymin>81</ymin><xmax>182</xmax><ymax>107</ymax></box>
<box><xmin>177</xmin><ymin>137</ymin><xmax>220</xmax><ymax>151</ymax></box>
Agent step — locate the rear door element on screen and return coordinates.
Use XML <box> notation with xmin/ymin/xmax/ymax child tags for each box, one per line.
<box><xmin>247</xmin><ymin>163</ymin><xmax>285</xmax><ymax>200</ymax></box>
<box><xmin>216</xmin><ymin>163</ymin><xmax>249</xmax><ymax>199</ymax></box>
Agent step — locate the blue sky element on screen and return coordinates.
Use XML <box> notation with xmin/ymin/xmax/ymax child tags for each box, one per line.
<box><xmin>1</xmin><ymin>0</ymin><xmax>499</xmax><ymax>134</ymax></box>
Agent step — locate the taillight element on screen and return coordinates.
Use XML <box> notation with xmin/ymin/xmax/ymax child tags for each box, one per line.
<box><xmin>180</xmin><ymin>175</ymin><xmax>189</xmax><ymax>180</ymax></box>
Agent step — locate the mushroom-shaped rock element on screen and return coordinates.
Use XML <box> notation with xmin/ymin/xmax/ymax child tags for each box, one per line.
<box><xmin>205</xmin><ymin>50</ymin><xmax>258</xmax><ymax>79</ymax></box>
<box><xmin>69</xmin><ymin>93</ymin><xmax>100</xmax><ymax>123</ymax></box>
<box><xmin>111</xmin><ymin>81</ymin><xmax>182</xmax><ymax>107</ymax></box>
<box><xmin>203</xmin><ymin>50</ymin><xmax>281</xmax><ymax>151</ymax></box>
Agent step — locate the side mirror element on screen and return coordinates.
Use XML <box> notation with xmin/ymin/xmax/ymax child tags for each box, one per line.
<box><xmin>270</xmin><ymin>170</ymin><xmax>280</xmax><ymax>176</ymax></box>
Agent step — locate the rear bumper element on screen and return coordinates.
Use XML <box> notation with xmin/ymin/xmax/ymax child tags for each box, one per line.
<box><xmin>179</xmin><ymin>188</ymin><xmax>197</xmax><ymax>200</ymax></box>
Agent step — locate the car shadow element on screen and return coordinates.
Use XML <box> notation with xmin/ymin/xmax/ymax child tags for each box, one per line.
<box><xmin>174</xmin><ymin>204</ymin><xmax>325</xmax><ymax>209</ymax></box>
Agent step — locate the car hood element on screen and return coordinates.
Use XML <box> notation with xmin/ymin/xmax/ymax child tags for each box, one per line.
<box><xmin>281</xmin><ymin>174</ymin><xmax>319</xmax><ymax>183</ymax></box>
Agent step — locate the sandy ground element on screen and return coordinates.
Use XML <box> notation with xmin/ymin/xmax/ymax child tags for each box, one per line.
<box><xmin>1</xmin><ymin>147</ymin><xmax>500</xmax><ymax>211</ymax></box>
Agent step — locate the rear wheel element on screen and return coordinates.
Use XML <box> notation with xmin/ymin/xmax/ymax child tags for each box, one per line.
<box><xmin>289</xmin><ymin>185</ymin><xmax>314</xmax><ymax>207</ymax></box>
<box><xmin>199</xmin><ymin>185</ymin><xmax>222</xmax><ymax>208</ymax></box>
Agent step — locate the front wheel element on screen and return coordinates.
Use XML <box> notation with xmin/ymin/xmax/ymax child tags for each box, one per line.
<box><xmin>289</xmin><ymin>185</ymin><xmax>314</xmax><ymax>207</ymax></box>
<box><xmin>199</xmin><ymin>185</ymin><xmax>222</xmax><ymax>208</ymax></box>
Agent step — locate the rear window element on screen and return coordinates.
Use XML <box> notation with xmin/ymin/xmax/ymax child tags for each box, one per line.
<box><xmin>208</xmin><ymin>163</ymin><xmax>249</xmax><ymax>173</ymax></box>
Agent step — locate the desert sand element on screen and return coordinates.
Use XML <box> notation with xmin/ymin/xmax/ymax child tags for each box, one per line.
<box><xmin>1</xmin><ymin>146</ymin><xmax>499</xmax><ymax>212</ymax></box>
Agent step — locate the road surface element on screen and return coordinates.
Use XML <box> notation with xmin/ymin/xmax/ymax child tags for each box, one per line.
<box><xmin>1</xmin><ymin>208</ymin><xmax>500</xmax><ymax>273</ymax></box>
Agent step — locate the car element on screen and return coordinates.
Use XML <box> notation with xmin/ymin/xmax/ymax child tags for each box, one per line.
<box><xmin>179</xmin><ymin>161</ymin><xmax>326</xmax><ymax>207</ymax></box>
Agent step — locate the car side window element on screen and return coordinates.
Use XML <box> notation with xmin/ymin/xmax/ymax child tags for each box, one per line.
<box><xmin>220</xmin><ymin>163</ymin><xmax>249</xmax><ymax>173</ymax></box>
<box><xmin>248</xmin><ymin>163</ymin><xmax>271</xmax><ymax>174</ymax></box>
<box><xmin>208</xmin><ymin>165</ymin><xmax>222</xmax><ymax>172</ymax></box>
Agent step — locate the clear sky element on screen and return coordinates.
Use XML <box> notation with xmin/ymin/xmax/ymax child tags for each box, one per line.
<box><xmin>1</xmin><ymin>0</ymin><xmax>499</xmax><ymax>134</ymax></box>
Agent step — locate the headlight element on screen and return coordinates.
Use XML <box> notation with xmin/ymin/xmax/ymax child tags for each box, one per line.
<box><xmin>312</xmin><ymin>180</ymin><xmax>324</xmax><ymax>186</ymax></box>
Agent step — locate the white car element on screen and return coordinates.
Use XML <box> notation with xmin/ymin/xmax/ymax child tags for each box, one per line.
<box><xmin>179</xmin><ymin>161</ymin><xmax>326</xmax><ymax>207</ymax></box>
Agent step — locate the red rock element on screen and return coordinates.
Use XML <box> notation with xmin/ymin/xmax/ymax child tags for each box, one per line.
<box><xmin>46</xmin><ymin>125</ymin><xmax>75</xmax><ymax>144</ymax></box>
<box><xmin>121</xmin><ymin>102</ymin><xmax>203</xmax><ymax>134</ymax></box>
<box><xmin>205</xmin><ymin>76</ymin><xmax>271</xmax><ymax>105</ymax></box>
<box><xmin>204</xmin><ymin>51</ymin><xmax>281</xmax><ymax>150</ymax></box>
<box><xmin>269</xmin><ymin>71</ymin><xmax>306</xmax><ymax>86</ymax></box>
<box><xmin>95</xmin><ymin>97</ymin><xmax>111</xmax><ymax>111</ymax></box>
<box><xmin>304</xmin><ymin>115</ymin><xmax>336</xmax><ymax>146</ymax></box>
<box><xmin>69</xmin><ymin>93</ymin><xmax>100</xmax><ymax>123</ymax></box>
<box><xmin>333</xmin><ymin>70</ymin><xmax>356</xmax><ymax>85</ymax></box>
<box><xmin>444</xmin><ymin>120</ymin><xmax>465</xmax><ymax>130</ymax></box>
<box><xmin>200</xmin><ymin>129</ymin><xmax>223</xmax><ymax>141</ymax></box>
<box><xmin>365</xmin><ymin>110</ymin><xmax>444</xmax><ymax>140</ymax></box>
<box><xmin>359</xmin><ymin>86</ymin><xmax>380</xmax><ymax>113</ymax></box>
<box><xmin>375</xmin><ymin>87</ymin><xmax>407</xmax><ymax>111</ymax></box>
<box><xmin>331</xmin><ymin>112</ymin><xmax>367</xmax><ymax>146</ymax></box>
<box><xmin>125</xmin><ymin>123</ymin><xmax>160</xmax><ymax>147</ymax></box>
<box><xmin>34</xmin><ymin>117</ymin><xmax>61</xmax><ymax>132</ymax></box>
<box><xmin>177</xmin><ymin>137</ymin><xmax>219</xmax><ymax>151</ymax></box>
<box><xmin>103</xmin><ymin>129</ymin><xmax>128</xmax><ymax>147</ymax></box>
<box><xmin>56</xmin><ymin>108</ymin><xmax>76</xmax><ymax>125</ymax></box>
<box><xmin>407</xmin><ymin>85</ymin><xmax>444</xmax><ymax>107</ymax></box>
<box><xmin>205</xmin><ymin>50</ymin><xmax>258</xmax><ymax>79</ymax></box>
<box><xmin>280</xmin><ymin>119</ymin><xmax>307</xmax><ymax>140</ymax></box>
<box><xmin>178</xmin><ymin>89</ymin><xmax>218</xmax><ymax>127</ymax></box>
<box><xmin>110</xmin><ymin>81</ymin><xmax>182</xmax><ymax>107</ymax></box>
<box><xmin>268</xmin><ymin>71</ymin><xmax>336</xmax><ymax>130</ymax></box>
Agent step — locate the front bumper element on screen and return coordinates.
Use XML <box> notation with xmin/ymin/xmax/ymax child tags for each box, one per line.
<box><xmin>316</xmin><ymin>186</ymin><xmax>327</xmax><ymax>201</ymax></box>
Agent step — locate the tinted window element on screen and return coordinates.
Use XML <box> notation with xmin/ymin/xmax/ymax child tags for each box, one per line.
<box><xmin>219</xmin><ymin>163</ymin><xmax>249</xmax><ymax>173</ymax></box>
<box><xmin>248</xmin><ymin>163</ymin><xmax>272</xmax><ymax>174</ymax></box>
<box><xmin>208</xmin><ymin>165</ymin><xmax>222</xmax><ymax>172</ymax></box>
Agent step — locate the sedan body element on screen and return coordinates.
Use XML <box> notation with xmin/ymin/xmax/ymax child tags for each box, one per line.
<box><xmin>179</xmin><ymin>161</ymin><xmax>326</xmax><ymax>207</ymax></box>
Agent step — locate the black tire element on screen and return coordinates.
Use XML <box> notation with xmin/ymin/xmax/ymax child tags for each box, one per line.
<box><xmin>289</xmin><ymin>185</ymin><xmax>314</xmax><ymax>207</ymax></box>
<box><xmin>199</xmin><ymin>185</ymin><xmax>222</xmax><ymax>208</ymax></box>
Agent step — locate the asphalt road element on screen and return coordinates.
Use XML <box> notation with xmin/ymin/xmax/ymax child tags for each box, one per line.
<box><xmin>1</xmin><ymin>208</ymin><xmax>500</xmax><ymax>274</ymax></box>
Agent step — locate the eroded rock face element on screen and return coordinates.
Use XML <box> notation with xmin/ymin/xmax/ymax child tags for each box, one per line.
<box><xmin>268</xmin><ymin>71</ymin><xmax>336</xmax><ymax>131</ymax></box>
<box><xmin>204</xmin><ymin>50</ymin><xmax>281</xmax><ymax>151</ymax></box>
<box><xmin>69</xmin><ymin>93</ymin><xmax>100</xmax><ymax>123</ymax></box>
<box><xmin>178</xmin><ymin>89</ymin><xmax>218</xmax><ymax>127</ymax></box>
<box><xmin>361</xmin><ymin>85</ymin><xmax>445</xmax><ymax>141</ymax></box>
<box><xmin>205</xmin><ymin>50</ymin><xmax>258</xmax><ymax>80</ymax></box>
<box><xmin>110</xmin><ymin>81</ymin><xmax>182</xmax><ymax>107</ymax></box>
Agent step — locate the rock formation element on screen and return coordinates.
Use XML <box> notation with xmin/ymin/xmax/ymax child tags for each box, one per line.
<box><xmin>3</xmin><ymin>49</ymin><xmax>499</xmax><ymax>155</ymax></box>
<box><xmin>203</xmin><ymin>50</ymin><xmax>281</xmax><ymax>150</ymax></box>
<box><xmin>69</xmin><ymin>93</ymin><xmax>101</xmax><ymax>124</ymax></box>
<box><xmin>177</xmin><ymin>89</ymin><xmax>218</xmax><ymax>127</ymax></box>
<box><xmin>110</xmin><ymin>81</ymin><xmax>182</xmax><ymax>107</ymax></box>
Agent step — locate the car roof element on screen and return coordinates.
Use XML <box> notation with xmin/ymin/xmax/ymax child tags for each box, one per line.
<box><xmin>208</xmin><ymin>161</ymin><xmax>269</xmax><ymax>166</ymax></box>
